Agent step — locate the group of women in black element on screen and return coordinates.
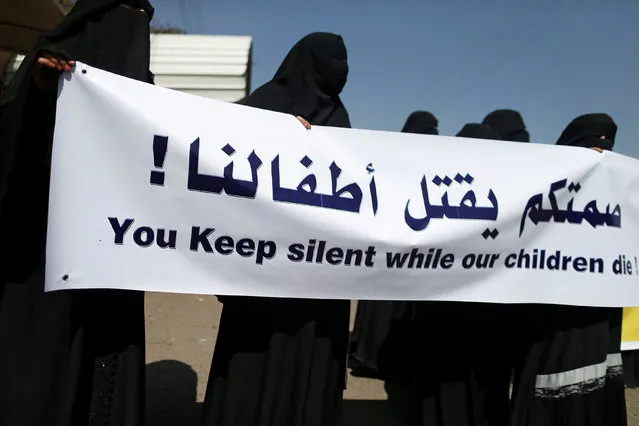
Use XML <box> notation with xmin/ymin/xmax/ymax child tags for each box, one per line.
<box><xmin>0</xmin><ymin>0</ymin><xmax>632</xmax><ymax>425</ymax></box>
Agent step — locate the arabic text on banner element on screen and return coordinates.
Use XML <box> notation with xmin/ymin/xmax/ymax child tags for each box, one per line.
<box><xmin>45</xmin><ymin>63</ymin><xmax>639</xmax><ymax>307</ymax></box>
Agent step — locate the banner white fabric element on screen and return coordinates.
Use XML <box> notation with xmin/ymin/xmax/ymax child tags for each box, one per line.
<box><xmin>46</xmin><ymin>63</ymin><xmax>639</xmax><ymax>306</ymax></box>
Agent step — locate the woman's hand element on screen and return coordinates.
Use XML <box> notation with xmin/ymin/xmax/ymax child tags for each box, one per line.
<box><xmin>33</xmin><ymin>51</ymin><xmax>75</xmax><ymax>90</ymax></box>
<box><xmin>296</xmin><ymin>115</ymin><xmax>311</xmax><ymax>130</ymax></box>
<box><xmin>590</xmin><ymin>147</ymin><xmax>604</xmax><ymax>153</ymax></box>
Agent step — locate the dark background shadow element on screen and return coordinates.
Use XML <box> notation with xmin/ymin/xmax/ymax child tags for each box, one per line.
<box><xmin>342</xmin><ymin>399</ymin><xmax>392</xmax><ymax>426</ymax></box>
<box><xmin>146</xmin><ymin>360</ymin><xmax>201</xmax><ymax>426</ymax></box>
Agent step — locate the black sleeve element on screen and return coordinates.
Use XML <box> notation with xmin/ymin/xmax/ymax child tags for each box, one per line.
<box><xmin>0</xmin><ymin>82</ymin><xmax>57</xmax><ymax>283</ymax></box>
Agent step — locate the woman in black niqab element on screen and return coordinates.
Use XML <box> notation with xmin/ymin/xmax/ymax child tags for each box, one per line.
<box><xmin>555</xmin><ymin>113</ymin><xmax>616</xmax><ymax>151</ymax></box>
<box><xmin>482</xmin><ymin>109</ymin><xmax>530</xmax><ymax>142</ymax></box>
<box><xmin>0</xmin><ymin>2</ymin><xmax>153</xmax><ymax>425</ymax></box>
<box><xmin>200</xmin><ymin>32</ymin><xmax>352</xmax><ymax>426</ymax></box>
<box><xmin>401</xmin><ymin>110</ymin><xmax>439</xmax><ymax>134</ymax></box>
<box><xmin>456</xmin><ymin>122</ymin><xmax>500</xmax><ymax>139</ymax></box>
<box><xmin>458</xmin><ymin>117</ymin><xmax>532</xmax><ymax>426</ymax></box>
<box><xmin>351</xmin><ymin>122</ymin><xmax>507</xmax><ymax>426</ymax></box>
<box><xmin>349</xmin><ymin>110</ymin><xmax>440</xmax><ymax>380</ymax></box>
<box><xmin>238</xmin><ymin>31</ymin><xmax>350</xmax><ymax>128</ymax></box>
<box><xmin>509</xmin><ymin>113</ymin><xmax>626</xmax><ymax>426</ymax></box>
<box><xmin>445</xmin><ymin>123</ymin><xmax>513</xmax><ymax>426</ymax></box>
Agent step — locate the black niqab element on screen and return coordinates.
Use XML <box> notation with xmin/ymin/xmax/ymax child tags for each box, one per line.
<box><xmin>239</xmin><ymin>32</ymin><xmax>351</xmax><ymax>128</ymax></box>
<box><xmin>456</xmin><ymin>123</ymin><xmax>500</xmax><ymax>140</ymax></box>
<box><xmin>401</xmin><ymin>111</ymin><xmax>439</xmax><ymax>135</ymax></box>
<box><xmin>1</xmin><ymin>0</ymin><xmax>153</xmax><ymax>106</ymax></box>
<box><xmin>482</xmin><ymin>109</ymin><xmax>529</xmax><ymax>142</ymax></box>
<box><xmin>556</xmin><ymin>113</ymin><xmax>617</xmax><ymax>151</ymax></box>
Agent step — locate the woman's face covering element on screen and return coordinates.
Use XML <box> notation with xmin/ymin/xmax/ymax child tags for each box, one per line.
<box><xmin>86</xmin><ymin>3</ymin><xmax>151</xmax><ymax>79</ymax></box>
<box><xmin>314</xmin><ymin>36</ymin><xmax>349</xmax><ymax>95</ymax></box>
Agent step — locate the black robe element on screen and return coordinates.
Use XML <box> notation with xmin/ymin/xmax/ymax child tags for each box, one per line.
<box><xmin>349</xmin><ymin>111</ymin><xmax>438</xmax><ymax>380</ymax></box>
<box><xmin>200</xmin><ymin>32</ymin><xmax>352</xmax><ymax>426</ymax></box>
<box><xmin>352</xmin><ymin>123</ymin><xmax>511</xmax><ymax>426</ymax></box>
<box><xmin>383</xmin><ymin>124</ymin><xmax>510</xmax><ymax>426</ymax></box>
<box><xmin>510</xmin><ymin>306</ymin><xmax>625</xmax><ymax>426</ymax></box>
<box><xmin>509</xmin><ymin>113</ymin><xmax>626</xmax><ymax>426</ymax></box>
<box><xmin>0</xmin><ymin>1</ymin><xmax>153</xmax><ymax>424</ymax></box>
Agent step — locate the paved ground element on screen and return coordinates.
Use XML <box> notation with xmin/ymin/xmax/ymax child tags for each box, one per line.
<box><xmin>145</xmin><ymin>293</ymin><xmax>639</xmax><ymax>426</ymax></box>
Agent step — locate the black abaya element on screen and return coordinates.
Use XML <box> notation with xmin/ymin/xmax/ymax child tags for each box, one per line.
<box><xmin>349</xmin><ymin>111</ymin><xmax>438</xmax><ymax>379</ymax></box>
<box><xmin>390</xmin><ymin>123</ymin><xmax>510</xmax><ymax>426</ymax></box>
<box><xmin>379</xmin><ymin>302</ymin><xmax>513</xmax><ymax>426</ymax></box>
<box><xmin>509</xmin><ymin>306</ymin><xmax>625</xmax><ymax>426</ymax></box>
<box><xmin>509</xmin><ymin>113</ymin><xmax>626</xmax><ymax>426</ymax></box>
<box><xmin>369</xmin><ymin>124</ymin><xmax>509</xmax><ymax>426</ymax></box>
<box><xmin>0</xmin><ymin>2</ymin><xmax>153</xmax><ymax>425</ymax></box>
<box><xmin>201</xmin><ymin>32</ymin><xmax>352</xmax><ymax>426</ymax></box>
<box><xmin>349</xmin><ymin>300</ymin><xmax>409</xmax><ymax>378</ymax></box>
<box><xmin>458</xmin><ymin>114</ymin><xmax>532</xmax><ymax>425</ymax></box>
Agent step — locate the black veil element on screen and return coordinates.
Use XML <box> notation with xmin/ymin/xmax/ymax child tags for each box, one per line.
<box><xmin>556</xmin><ymin>113</ymin><xmax>616</xmax><ymax>151</ymax></box>
<box><xmin>482</xmin><ymin>109</ymin><xmax>529</xmax><ymax>142</ymax></box>
<box><xmin>239</xmin><ymin>32</ymin><xmax>351</xmax><ymax>128</ymax></box>
<box><xmin>401</xmin><ymin>111</ymin><xmax>438</xmax><ymax>135</ymax></box>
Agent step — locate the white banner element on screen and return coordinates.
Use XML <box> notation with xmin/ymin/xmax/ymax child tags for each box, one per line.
<box><xmin>46</xmin><ymin>63</ymin><xmax>639</xmax><ymax>306</ymax></box>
